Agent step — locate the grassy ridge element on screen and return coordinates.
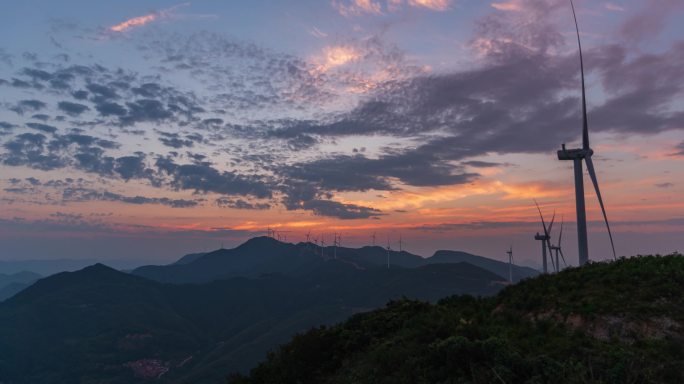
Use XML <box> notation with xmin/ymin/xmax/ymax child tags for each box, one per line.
<box><xmin>231</xmin><ymin>255</ymin><xmax>684</xmax><ymax>384</ymax></box>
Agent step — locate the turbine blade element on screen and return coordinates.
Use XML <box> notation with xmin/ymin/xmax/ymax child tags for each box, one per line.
<box><xmin>559</xmin><ymin>248</ymin><xmax>568</xmax><ymax>267</ymax></box>
<box><xmin>585</xmin><ymin>155</ymin><xmax>617</xmax><ymax>260</ymax></box>
<box><xmin>571</xmin><ymin>0</ymin><xmax>589</xmax><ymax>150</ymax></box>
<box><xmin>534</xmin><ymin>199</ymin><xmax>550</xmax><ymax>237</ymax></box>
<box><xmin>558</xmin><ymin>216</ymin><xmax>564</xmax><ymax>247</ymax></box>
<box><xmin>548</xmin><ymin>210</ymin><xmax>556</xmax><ymax>236</ymax></box>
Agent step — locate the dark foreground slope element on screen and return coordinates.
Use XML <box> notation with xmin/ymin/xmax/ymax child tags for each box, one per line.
<box><xmin>232</xmin><ymin>255</ymin><xmax>684</xmax><ymax>384</ymax></box>
<box><xmin>0</xmin><ymin>259</ymin><xmax>503</xmax><ymax>383</ymax></box>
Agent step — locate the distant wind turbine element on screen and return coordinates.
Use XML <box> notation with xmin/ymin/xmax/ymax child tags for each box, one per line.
<box><xmin>534</xmin><ymin>200</ymin><xmax>555</xmax><ymax>274</ymax></box>
<box><xmin>557</xmin><ymin>0</ymin><xmax>616</xmax><ymax>265</ymax></box>
<box><xmin>386</xmin><ymin>235</ymin><xmax>391</xmax><ymax>269</ymax></box>
<box><xmin>398</xmin><ymin>234</ymin><xmax>403</xmax><ymax>252</ymax></box>
<box><xmin>506</xmin><ymin>246</ymin><xmax>513</xmax><ymax>283</ymax></box>
<box><xmin>550</xmin><ymin>216</ymin><xmax>568</xmax><ymax>272</ymax></box>
<box><xmin>333</xmin><ymin>232</ymin><xmax>340</xmax><ymax>259</ymax></box>
<box><xmin>372</xmin><ymin>232</ymin><xmax>376</xmax><ymax>246</ymax></box>
<box><xmin>320</xmin><ymin>235</ymin><xmax>326</xmax><ymax>258</ymax></box>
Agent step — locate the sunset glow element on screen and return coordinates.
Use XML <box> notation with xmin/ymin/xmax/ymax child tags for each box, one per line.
<box><xmin>1</xmin><ymin>0</ymin><xmax>683</xmax><ymax>267</ymax></box>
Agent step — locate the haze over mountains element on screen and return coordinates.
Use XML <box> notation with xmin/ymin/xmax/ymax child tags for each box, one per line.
<box><xmin>0</xmin><ymin>236</ymin><xmax>526</xmax><ymax>383</ymax></box>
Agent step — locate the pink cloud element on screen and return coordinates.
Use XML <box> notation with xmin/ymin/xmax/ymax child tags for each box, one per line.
<box><xmin>109</xmin><ymin>3</ymin><xmax>190</xmax><ymax>32</ymax></box>
<box><xmin>332</xmin><ymin>0</ymin><xmax>382</xmax><ymax>17</ymax></box>
<box><xmin>491</xmin><ymin>1</ymin><xmax>523</xmax><ymax>12</ymax></box>
<box><xmin>407</xmin><ymin>0</ymin><xmax>452</xmax><ymax>11</ymax></box>
<box><xmin>604</xmin><ymin>2</ymin><xmax>625</xmax><ymax>12</ymax></box>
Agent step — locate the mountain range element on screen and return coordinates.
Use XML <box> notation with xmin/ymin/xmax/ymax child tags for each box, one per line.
<box><xmin>132</xmin><ymin>237</ymin><xmax>538</xmax><ymax>284</ymax></box>
<box><xmin>0</xmin><ymin>236</ymin><xmax>521</xmax><ymax>383</ymax></box>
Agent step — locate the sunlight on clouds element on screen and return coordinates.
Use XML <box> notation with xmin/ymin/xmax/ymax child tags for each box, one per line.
<box><xmin>332</xmin><ymin>0</ymin><xmax>382</xmax><ymax>17</ymax></box>
<box><xmin>110</xmin><ymin>3</ymin><xmax>189</xmax><ymax>32</ymax></box>
<box><xmin>408</xmin><ymin>0</ymin><xmax>452</xmax><ymax>11</ymax></box>
<box><xmin>340</xmin><ymin>179</ymin><xmax>566</xmax><ymax>213</ymax></box>
<box><xmin>491</xmin><ymin>1</ymin><xmax>523</xmax><ymax>12</ymax></box>
<box><xmin>314</xmin><ymin>45</ymin><xmax>362</xmax><ymax>72</ymax></box>
<box><xmin>110</xmin><ymin>14</ymin><xmax>158</xmax><ymax>32</ymax></box>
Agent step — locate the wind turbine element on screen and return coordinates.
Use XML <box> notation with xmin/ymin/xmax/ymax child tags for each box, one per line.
<box><xmin>333</xmin><ymin>232</ymin><xmax>340</xmax><ymax>259</ymax></box>
<box><xmin>386</xmin><ymin>235</ymin><xmax>391</xmax><ymax>269</ymax></box>
<box><xmin>557</xmin><ymin>0</ymin><xmax>616</xmax><ymax>265</ymax></box>
<box><xmin>398</xmin><ymin>234</ymin><xmax>403</xmax><ymax>252</ymax></box>
<box><xmin>306</xmin><ymin>230</ymin><xmax>311</xmax><ymax>243</ymax></box>
<box><xmin>534</xmin><ymin>200</ymin><xmax>556</xmax><ymax>274</ymax></box>
<box><xmin>506</xmin><ymin>246</ymin><xmax>513</xmax><ymax>283</ymax></box>
<box><xmin>550</xmin><ymin>216</ymin><xmax>568</xmax><ymax>272</ymax></box>
<box><xmin>320</xmin><ymin>235</ymin><xmax>326</xmax><ymax>258</ymax></box>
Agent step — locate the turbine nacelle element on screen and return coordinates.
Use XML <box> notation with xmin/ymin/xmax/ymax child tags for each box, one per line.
<box><xmin>557</xmin><ymin>145</ymin><xmax>593</xmax><ymax>161</ymax></box>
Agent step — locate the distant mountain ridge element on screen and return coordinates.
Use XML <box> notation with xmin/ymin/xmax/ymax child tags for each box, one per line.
<box><xmin>0</xmin><ymin>239</ymin><xmax>507</xmax><ymax>383</ymax></box>
<box><xmin>133</xmin><ymin>236</ymin><xmax>538</xmax><ymax>284</ymax></box>
<box><xmin>0</xmin><ymin>271</ymin><xmax>42</xmax><ymax>301</ymax></box>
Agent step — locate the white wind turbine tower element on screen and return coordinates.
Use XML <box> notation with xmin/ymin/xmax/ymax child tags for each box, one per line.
<box><xmin>557</xmin><ymin>0</ymin><xmax>616</xmax><ymax>265</ymax></box>
<box><xmin>398</xmin><ymin>234</ymin><xmax>403</xmax><ymax>252</ymax></box>
<box><xmin>506</xmin><ymin>246</ymin><xmax>513</xmax><ymax>283</ymax></box>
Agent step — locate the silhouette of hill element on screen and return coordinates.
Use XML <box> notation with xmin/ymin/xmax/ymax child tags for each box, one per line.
<box><xmin>231</xmin><ymin>255</ymin><xmax>684</xmax><ymax>384</ymax></box>
<box><xmin>132</xmin><ymin>236</ymin><xmax>534</xmax><ymax>284</ymax></box>
<box><xmin>133</xmin><ymin>237</ymin><xmax>327</xmax><ymax>283</ymax></box>
<box><xmin>0</xmin><ymin>250</ymin><xmax>505</xmax><ymax>383</ymax></box>
<box><xmin>172</xmin><ymin>252</ymin><xmax>207</xmax><ymax>265</ymax></box>
<box><xmin>426</xmin><ymin>250</ymin><xmax>538</xmax><ymax>281</ymax></box>
<box><xmin>0</xmin><ymin>271</ymin><xmax>41</xmax><ymax>301</ymax></box>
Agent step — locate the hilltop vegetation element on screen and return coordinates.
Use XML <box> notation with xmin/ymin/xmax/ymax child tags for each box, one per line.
<box><xmin>232</xmin><ymin>255</ymin><xmax>684</xmax><ymax>384</ymax></box>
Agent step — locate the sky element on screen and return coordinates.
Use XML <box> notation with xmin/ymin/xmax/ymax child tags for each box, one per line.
<box><xmin>1</xmin><ymin>0</ymin><xmax>683</xmax><ymax>268</ymax></box>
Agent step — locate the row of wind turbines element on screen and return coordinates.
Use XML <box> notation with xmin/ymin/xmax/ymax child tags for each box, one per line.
<box><xmin>506</xmin><ymin>1</ymin><xmax>617</xmax><ymax>283</ymax></box>
<box><xmin>268</xmin><ymin>227</ymin><xmax>406</xmax><ymax>269</ymax></box>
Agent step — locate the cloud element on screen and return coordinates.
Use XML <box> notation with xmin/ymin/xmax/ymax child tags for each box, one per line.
<box><xmin>0</xmin><ymin>121</ymin><xmax>16</xmax><ymax>135</ymax></box>
<box><xmin>296</xmin><ymin>199</ymin><xmax>382</xmax><ymax>219</ymax></box>
<box><xmin>63</xmin><ymin>187</ymin><xmax>200</xmax><ymax>208</ymax></box>
<box><xmin>11</xmin><ymin>99</ymin><xmax>46</xmax><ymax>114</ymax></box>
<box><xmin>332</xmin><ymin>0</ymin><xmax>382</xmax><ymax>17</ymax></box>
<box><xmin>619</xmin><ymin>0</ymin><xmax>684</xmax><ymax>43</ymax></box>
<box><xmin>604</xmin><ymin>2</ymin><xmax>625</xmax><ymax>12</ymax></box>
<box><xmin>314</xmin><ymin>45</ymin><xmax>362</xmax><ymax>72</ymax></box>
<box><xmin>26</xmin><ymin>122</ymin><xmax>58</xmax><ymax>134</ymax></box>
<box><xmin>158</xmin><ymin>131</ymin><xmax>194</xmax><ymax>149</ymax></box>
<box><xmin>655</xmin><ymin>182</ymin><xmax>674</xmax><ymax>189</ymax></box>
<box><xmin>672</xmin><ymin>141</ymin><xmax>684</xmax><ymax>156</ymax></box>
<box><xmin>155</xmin><ymin>157</ymin><xmax>274</xmax><ymax>199</ymax></box>
<box><xmin>109</xmin><ymin>3</ymin><xmax>190</xmax><ymax>33</ymax></box>
<box><xmin>2</xmin><ymin>133</ymin><xmax>65</xmax><ymax>170</ymax></box>
<box><xmin>57</xmin><ymin>101</ymin><xmax>89</xmax><ymax>116</ymax></box>
<box><xmin>216</xmin><ymin>197</ymin><xmax>270</xmax><ymax>210</ymax></box>
<box><xmin>407</xmin><ymin>0</ymin><xmax>451</xmax><ymax>11</ymax></box>
<box><xmin>491</xmin><ymin>1</ymin><xmax>522</xmax><ymax>12</ymax></box>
